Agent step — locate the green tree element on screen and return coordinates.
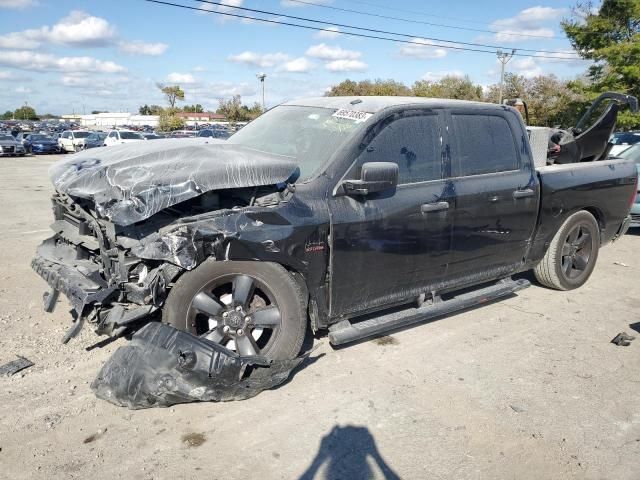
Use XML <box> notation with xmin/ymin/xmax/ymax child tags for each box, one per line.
<box><xmin>484</xmin><ymin>73</ymin><xmax>588</xmax><ymax>128</ymax></box>
<box><xmin>562</xmin><ymin>0</ymin><xmax>640</xmax><ymax>128</ymax></box>
<box><xmin>158</xmin><ymin>107</ymin><xmax>185</xmax><ymax>131</ymax></box>
<box><xmin>157</xmin><ymin>83</ymin><xmax>185</xmax><ymax>108</ymax></box>
<box><xmin>183</xmin><ymin>104</ymin><xmax>204</xmax><ymax>113</ymax></box>
<box><xmin>326</xmin><ymin>79</ymin><xmax>411</xmax><ymax>96</ymax></box>
<box><xmin>14</xmin><ymin>105</ymin><xmax>37</xmax><ymax>120</ymax></box>
<box><xmin>139</xmin><ymin>104</ymin><xmax>164</xmax><ymax>115</ymax></box>
<box><xmin>1</xmin><ymin>110</ymin><xmax>13</xmax><ymax>120</ymax></box>
<box><xmin>412</xmin><ymin>75</ymin><xmax>483</xmax><ymax>101</ymax></box>
<box><xmin>216</xmin><ymin>96</ymin><xmax>263</xmax><ymax>123</ymax></box>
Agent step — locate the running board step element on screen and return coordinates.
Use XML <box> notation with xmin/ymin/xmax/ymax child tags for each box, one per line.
<box><xmin>328</xmin><ymin>277</ymin><xmax>530</xmax><ymax>346</ymax></box>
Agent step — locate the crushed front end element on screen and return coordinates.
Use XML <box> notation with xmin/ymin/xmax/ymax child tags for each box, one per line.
<box><xmin>32</xmin><ymin>191</ymin><xmax>181</xmax><ymax>342</ymax></box>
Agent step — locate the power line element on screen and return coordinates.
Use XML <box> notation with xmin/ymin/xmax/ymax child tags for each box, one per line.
<box><xmin>191</xmin><ymin>0</ymin><xmax>580</xmax><ymax>57</ymax></box>
<box><xmin>342</xmin><ymin>0</ymin><xmax>498</xmax><ymax>26</ymax></box>
<box><xmin>286</xmin><ymin>0</ymin><xmax>566</xmax><ymax>41</ymax></box>
<box><xmin>143</xmin><ymin>0</ymin><xmax>581</xmax><ymax>60</ymax></box>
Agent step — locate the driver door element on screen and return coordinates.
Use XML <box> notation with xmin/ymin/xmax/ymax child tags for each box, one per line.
<box><xmin>328</xmin><ymin>109</ymin><xmax>454</xmax><ymax>319</ymax></box>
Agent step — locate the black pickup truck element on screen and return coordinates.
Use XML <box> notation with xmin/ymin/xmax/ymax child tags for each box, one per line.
<box><xmin>33</xmin><ymin>97</ymin><xmax>637</xmax><ymax>364</ymax></box>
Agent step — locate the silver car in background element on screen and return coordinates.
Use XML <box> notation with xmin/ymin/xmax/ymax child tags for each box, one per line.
<box><xmin>0</xmin><ymin>134</ymin><xmax>26</xmax><ymax>157</ymax></box>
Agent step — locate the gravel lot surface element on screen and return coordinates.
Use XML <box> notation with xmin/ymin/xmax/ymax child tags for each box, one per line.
<box><xmin>1</xmin><ymin>154</ymin><xmax>639</xmax><ymax>480</ymax></box>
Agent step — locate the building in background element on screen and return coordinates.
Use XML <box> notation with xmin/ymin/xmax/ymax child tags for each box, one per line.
<box><xmin>61</xmin><ymin>111</ymin><xmax>228</xmax><ymax>128</ymax></box>
<box><xmin>175</xmin><ymin>112</ymin><xmax>227</xmax><ymax>126</ymax></box>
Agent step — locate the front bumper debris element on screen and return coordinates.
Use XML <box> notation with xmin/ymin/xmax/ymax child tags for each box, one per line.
<box><xmin>31</xmin><ymin>236</ymin><xmax>115</xmax><ymax>315</ymax></box>
<box><xmin>91</xmin><ymin>322</ymin><xmax>310</xmax><ymax>409</ymax></box>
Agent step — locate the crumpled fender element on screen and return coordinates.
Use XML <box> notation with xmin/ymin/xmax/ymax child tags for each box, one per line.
<box><xmin>91</xmin><ymin>322</ymin><xmax>310</xmax><ymax>409</ymax></box>
<box><xmin>130</xmin><ymin>208</ymin><xmax>298</xmax><ymax>270</ymax></box>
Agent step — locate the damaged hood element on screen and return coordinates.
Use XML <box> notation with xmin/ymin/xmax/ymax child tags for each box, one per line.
<box><xmin>49</xmin><ymin>138</ymin><xmax>299</xmax><ymax>226</ymax></box>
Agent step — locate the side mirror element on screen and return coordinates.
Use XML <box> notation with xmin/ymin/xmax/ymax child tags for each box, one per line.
<box><xmin>342</xmin><ymin>162</ymin><xmax>398</xmax><ymax>196</ymax></box>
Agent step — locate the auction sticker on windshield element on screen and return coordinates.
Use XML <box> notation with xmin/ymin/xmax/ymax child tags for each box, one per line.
<box><xmin>332</xmin><ymin>109</ymin><xmax>373</xmax><ymax>123</ymax></box>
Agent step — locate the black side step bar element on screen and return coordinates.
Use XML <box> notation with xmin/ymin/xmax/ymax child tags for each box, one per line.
<box><xmin>328</xmin><ymin>277</ymin><xmax>530</xmax><ymax>346</ymax></box>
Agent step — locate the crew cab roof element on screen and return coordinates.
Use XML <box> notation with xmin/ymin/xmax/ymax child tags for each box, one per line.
<box><xmin>282</xmin><ymin>96</ymin><xmax>503</xmax><ymax>114</ymax></box>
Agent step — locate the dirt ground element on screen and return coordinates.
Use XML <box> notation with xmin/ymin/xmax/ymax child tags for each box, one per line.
<box><xmin>0</xmin><ymin>154</ymin><xmax>639</xmax><ymax>480</ymax></box>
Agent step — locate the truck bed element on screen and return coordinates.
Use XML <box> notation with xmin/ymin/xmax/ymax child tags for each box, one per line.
<box><xmin>527</xmin><ymin>158</ymin><xmax>637</xmax><ymax>266</ymax></box>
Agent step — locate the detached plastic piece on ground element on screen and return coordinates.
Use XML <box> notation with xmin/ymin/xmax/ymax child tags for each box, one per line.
<box><xmin>611</xmin><ymin>332</ymin><xmax>636</xmax><ymax>347</ymax></box>
<box><xmin>0</xmin><ymin>356</ymin><xmax>34</xmax><ymax>376</ymax></box>
<box><xmin>91</xmin><ymin>322</ymin><xmax>310</xmax><ymax>409</ymax></box>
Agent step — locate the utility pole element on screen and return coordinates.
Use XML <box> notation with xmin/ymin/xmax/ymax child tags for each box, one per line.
<box><xmin>257</xmin><ymin>72</ymin><xmax>267</xmax><ymax>111</ymax></box>
<box><xmin>497</xmin><ymin>49</ymin><xmax>516</xmax><ymax>104</ymax></box>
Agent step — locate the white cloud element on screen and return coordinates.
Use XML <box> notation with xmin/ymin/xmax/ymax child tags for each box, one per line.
<box><xmin>0</xmin><ymin>30</ymin><xmax>44</xmax><ymax>49</ymax></box>
<box><xmin>0</xmin><ymin>51</ymin><xmax>126</xmax><ymax>73</ymax></box>
<box><xmin>0</xmin><ymin>0</ymin><xmax>36</xmax><ymax>8</ymax></box>
<box><xmin>314</xmin><ymin>27</ymin><xmax>341</xmax><ymax>39</ymax></box>
<box><xmin>0</xmin><ymin>10</ymin><xmax>166</xmax><ymax>55</ymax></box>
<box><xmin>533</xmin><ymin>50</ymin><xmax>584</xmax><ymax>65</ymax></box>
<box><xmin>399</xmin><ymin>38</ymin><xmax>447</xmax><ymax>59</ymax></box>
<box><xmin>0</xmin><ymin>10</ymin><xmax>117</xmax><ymax>49</ymax></box>
<box><xmin>421</xmin><ymin>70</ymin><xmax>464</xmax><ymax>82</ymax></box>
<box><xmin>490</xmin><ymin>6</ymin><xmax>565</xmax><ymax>42</ymax></box>
<box><xmin>0</xmin><ymin>70</ymin><xmax>31</xmax><ymax>81</ymax></box>
<box><xmin>15</xmin><ymin>85</ymin><xmax>32</xmax><ymax>94</ymax></box>
<box><xmin>283</xmin><ymin>57</ymin><xmax>313</xmax><ymax>73</ymax></box>
<box><xmin>166</xmin><ymin>72</ymin><xmax>196</xmax><ymax>84</ymax></box>
<box><xmin>510</xmin><ymin>58</ymin><xmax>544</xmax><ymax>78</ymax></box>
<box><xmin>325</xmin><ymin>59</ymin><xmax>367</xmax><ymax>72</ymax></box>
<box><xmin>118</xmin><ymin>40</ymin><xmax>168</xmax><ymax>56</ymax></box>
<box><xmin>228</xmin><ymin>51</ymin><xmax>290</xmax><ymax>68</ymax></box>
<box><xmin>48</xmin><ymin>10</ymin><xmax>117</xmax><ymax>46</ymax></box>
<box><xmin>306</xmin><ymin>43</ymin><xmax>361</xmax><ymax>61</ymax></box>
<box><xmin>198</xmin><ymin>0</ymin><xmax>246</xmax><ymax>22</ymax></box>
<box><xmin>228</xmin><ymin>51</ymin><xmax>314</xmax><ymax>73</ymax></box>
<box><xmin>58</xmin><ymin>74</ymin><xmax>130</xmax><ymax>89</ymax></box>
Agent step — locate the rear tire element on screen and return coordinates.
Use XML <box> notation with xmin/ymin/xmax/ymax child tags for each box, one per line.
<box><xmin>534</xmin><ymin>210</ymin><xmax>600</xmax><ymax>290</ymax></box>
<box><xmin>163</xmin><ymin>260</ymin><xmax>307</xmax><ymax>360</ymax></box>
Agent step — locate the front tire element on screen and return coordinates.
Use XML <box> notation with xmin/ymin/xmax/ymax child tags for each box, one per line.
<box><xmin>534</xmin><ymin>210</ymin><xmax>600</xmax><ymax>290</ymax></box>
<box><xmin>163</xmin><ymin>260</ymin><xmax>307</xmax><ymax>360</ymax></box>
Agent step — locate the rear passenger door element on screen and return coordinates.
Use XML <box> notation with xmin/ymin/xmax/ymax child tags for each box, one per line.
<box><xmin>445</xmin><ymin>109</ymin><xmax>539</xmax><ymax>280</ymax></box>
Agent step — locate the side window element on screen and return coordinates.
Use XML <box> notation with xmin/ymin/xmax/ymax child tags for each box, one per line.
<box><xmin>450</xmin><ymin>114</ymin><xmax>519</xmax><ymax>177</ymax></box>
<box><xmin>109</xmin><ymin>132</ymin><xmax>116</xmax><ymax>138</ymax></box>
<box><xmin>358</xmin><ymin>113</ymin><xmax>442</xmax><ymax>184</ymax></box>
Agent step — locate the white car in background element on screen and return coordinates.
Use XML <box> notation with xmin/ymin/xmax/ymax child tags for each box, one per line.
<box><xmin>103</xmin><ymin>130</ymin><xmax>145</xmax><ymax>147</ymax></box>
<box><xmin>58</xmin><ymin>130</ymin><xmax>91</xmax><ymax>153</ymax></box>
<box><xmin>609</xmin><ymin>131</ymin><xmax>640</xmax><ymax>157</ymax></box>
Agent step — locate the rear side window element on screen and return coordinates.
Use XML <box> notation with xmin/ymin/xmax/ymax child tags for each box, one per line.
<box><xmin>359</xmin><ymin>113</ymin><xmax>442</xmax><ymax>184</ymax></box>
<box><xmin>450</xmin><ymin>114</ymin><xmax>519</xmax><ymax>177</ymax></box>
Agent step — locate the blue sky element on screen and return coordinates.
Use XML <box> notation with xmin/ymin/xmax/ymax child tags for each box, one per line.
<box><xmin>0</xmin><ymin>0</ymin><xmax>592</xmax><ymax>115</ymax></box>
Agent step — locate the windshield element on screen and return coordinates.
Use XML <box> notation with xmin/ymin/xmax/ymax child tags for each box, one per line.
<box><xmin>73</xmin><ymin>132</ymin><xmax>90</xmax><ymax>138</ymax></box>
<box><xmin>120</xmin><ymin>132</ymin><xmax>143</xmax><ymax>140</ymax></box>
<box><xmin>0</xmin><ymin>135</ymin><xmax>14</xmax><ymax>141</ymax></box>
<box><xmin>30</xmin><ymin>135</ymin><xmax>50</xmax><ymax>141</ymax></box>
<box><xmin>227</xmin><ymin>105</ymin><xmax>367</xmax><ymax>180</ymax></box>
<box><xmin>618</xmin><ymin>144</ymin><xmax>640</xmax><ymax>163</ymax></box>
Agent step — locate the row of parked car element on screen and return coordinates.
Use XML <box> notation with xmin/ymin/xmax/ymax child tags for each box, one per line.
<box><xmin>0</xmin><ymin>125</ymin><xmax>234</xmax><ymax>156</ymax></box>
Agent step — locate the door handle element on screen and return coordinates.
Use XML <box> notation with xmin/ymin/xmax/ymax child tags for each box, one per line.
<box><xmin>513</xmin><ymin>189</ymin><xmax>535</xmax><ymax>199</ymax></box>
<box><xmin>421</xmin><ymin>201</ymin><xmax>449</xmax><ymax>213</ymax></box>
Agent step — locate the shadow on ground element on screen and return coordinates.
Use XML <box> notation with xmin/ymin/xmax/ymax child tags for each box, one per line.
<box><xmin>298</xmin><ymin>425</ymin><xmax>400</xmax><ymax>480</ymax></box>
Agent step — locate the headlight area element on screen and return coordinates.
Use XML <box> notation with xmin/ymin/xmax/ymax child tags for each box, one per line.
<box><xmin>93</xmin><ymin>258</ymin><xmax>183</xmax><ymax>337</ymax></box>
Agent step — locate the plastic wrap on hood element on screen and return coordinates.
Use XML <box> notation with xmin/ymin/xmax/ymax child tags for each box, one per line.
<box><xmin>49</xmin><ymin>138</ymin><xmax>299</xmax><ymax>226</ymax></box>
<box><xmin>91</xmin><ymin>322</ymin><xmax>310</xmax><ymax>409</ymax></box>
